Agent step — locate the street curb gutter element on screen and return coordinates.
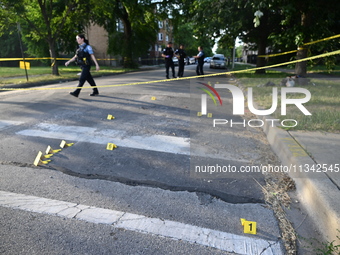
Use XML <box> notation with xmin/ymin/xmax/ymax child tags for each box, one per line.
<box><xmin>261</xmin><ymin>119</ymin><xmax>340</xmax><ymax>244</ymax></box>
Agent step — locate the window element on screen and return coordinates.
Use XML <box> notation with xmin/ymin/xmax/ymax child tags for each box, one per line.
<box><xmin>116</xmin><ymin>19</ymin><xmax>124</xmax><ymax>32</ymax></box>
<box><xmin>158</xmin><ymin>33</ymin><xmax>163</xmax><ymax>41</ymax></box>
<box><xmin>158</xmin><ymin>21</ymin><xmax>163</xmax><ymax>28</ymax></box>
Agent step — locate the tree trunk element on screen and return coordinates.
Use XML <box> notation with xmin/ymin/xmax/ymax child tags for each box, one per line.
<box><xmin>255</xmin><ymin>11</ymin><xmax>269</xmax><ymax>74</ymax></box>
<box><xmin>48</xmin><ymin>40</ymin><xmax>59</xmax><ymax>76</ymax></box>
<box><xmin>295</xmin><ymin>46</ymin><xmax>308</xmax><ymax>77</ymax></box>
<box><xmin>121</xmin><ymin>8</ymin><xmax>138</xmax><ymax>68</ymax></box>
<box><xmin>295</xmin><ymin>12</ymin><xmax>311</xmax><ymax>77</ymax></box>
<box><xmin>255</xmin><ymin>40</ymin><xmax>267</xmax><ymax>74</ymax></box>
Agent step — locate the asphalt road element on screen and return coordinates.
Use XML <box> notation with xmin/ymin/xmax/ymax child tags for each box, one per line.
<box><xmin>0</xmin><ymin>64</ymin><xmax>286</xmax><ymax>254</ymax></box>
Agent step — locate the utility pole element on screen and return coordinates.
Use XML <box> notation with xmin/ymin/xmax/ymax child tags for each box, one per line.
<box><xmin>232</xmin><ymin>38</ymin><xmax>236</xmax><ymax>69</ymax></box>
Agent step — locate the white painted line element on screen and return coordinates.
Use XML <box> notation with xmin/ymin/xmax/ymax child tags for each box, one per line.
<box><xmin>0</xmin><ymin>120</ymin><xmax>24</xmax><ymax>130</ymax></box>
<box><xmin>0</xmin><ymin>190</ymin><xmax>283</xmax><ymax>255</ymax></box>
<box><xmin>16</xmin><ymin>123</ymin><xmax>190</xmax><ymax>155</ymax></box>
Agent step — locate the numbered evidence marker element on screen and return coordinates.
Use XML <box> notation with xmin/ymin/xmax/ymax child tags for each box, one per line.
<box><xmin>106</xmin><ymin>143</ymin><xmax>118</xmax><ymax>150</ymax></box>
<box><xmin>240</xmin><ymin>218</ymin><xmax>257</xmax><ymax>235</ymax></box>
<box><xmin>33</xmin><ymin>151</ymin><xmax>51</xmax><ymax>166</ymax></box>
<box><xmin>197</xmin><ymin>112</ymin><xmax>213</xmax><ymax>117</ymax></box>
<box><xmin>107</xmin><ymin>114</ymin><xmax>115</xmax><ymax>120</ymax></box>
<box><xmin>60</xmin><ymin>140</ymin><xmax>74</xmax><ymax>148</ymax></box>
<box><xmin>151</xmin><ymin>97</ymin><xmax>156</xmax><ymax>100</ymax></box>
<box><xmin>45</xmin><ymin>145</ymin><xmax>61</xmax><ymax>155</ymax></box>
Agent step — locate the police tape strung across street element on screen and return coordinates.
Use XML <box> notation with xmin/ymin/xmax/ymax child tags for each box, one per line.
<box><xmin>2</xmin><ymin>34</ymin><xmax>338</xmax><ymax>61</ymax></box>
<box><xmin>0</xmin><ymin>49</ymin><xmax>340</xmax><ymax>92</ymax></box>
<box><xmin>258</xmin><ymin>33</ymin><xmax>340</xmax><ymax>58</ymax></box>
<box><xmin>303</xmin><ymin>33</ymin><xmax>340</xmax><ymax>46</ymax></box>
<box><xmin>257</xmin><ymin>50</ymin><xmax>299</xmax><ymax>58</ymax></box>
<box><xmin>0</xmin><ymin>57</ymin><xmax>116</xmax><ymax>62</ymax></box>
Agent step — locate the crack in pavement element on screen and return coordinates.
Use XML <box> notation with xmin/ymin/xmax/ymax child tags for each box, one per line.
<box><xmin>47</xmin><ymin>163</ymin><xmax>265</xmax><ymax>205</ymax></box>
<box><xmin>0</xmin><ymin>160</ymin><xmax>265</xmax><ymax>204</ymax></box>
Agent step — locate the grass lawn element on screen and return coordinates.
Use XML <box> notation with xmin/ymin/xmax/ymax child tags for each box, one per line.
<box><xmin>0</xmin><ymin>66</ymin><xmax>137</xmax><ymax>85</ymax></box>
<box><xmin>232</xmin><ymin>64</ymin><xmax>340</xmax><ymax>133</ymax></box>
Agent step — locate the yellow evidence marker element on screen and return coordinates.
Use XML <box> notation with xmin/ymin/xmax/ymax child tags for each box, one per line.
<box><xmin>60</xmin><ymin>140</ymin><xmax>74</xmax><ymax>148</ymax></box>
<box><xmin>106</xmin><ymin>143</ymin><xmax>118</xmax><ymax>150</ymax></box>
<box><xmin>240</xmin><ymin>218</ymin><xmax>257</xmax><ymax>235</ymax></box>
<box><xmin>107</xmin><ymin>114</ymin><xmax>115</xmax><ymax>120</ymax></box>
<box><xmin>45</xmin><ymin>145</ymin><xmax>61</xmax><ymax>155</ymax></box>
<box><xmin>33</xmin><ymin>151</ymin><xmax>51</xmax><ymax>166</ymax></box>
<box><xmin>151</xmin><ymin>97</ymin><xmax>156</xmax><ymax>100</ymax></box>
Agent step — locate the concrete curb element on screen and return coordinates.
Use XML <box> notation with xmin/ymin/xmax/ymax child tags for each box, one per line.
<box><xmin>233</xmin><ymin>77</ymin><xmax>339</xmax><ymax>244</ymax></box>
<box><xmin>261</xmin><ymin>117</ymin><xmax>340</xmax><ymax>244</ymax></box>
<box><xmin>237</xmin><ymin>76</ymin><xmax>340</xmax><ymax>245</ymax></box>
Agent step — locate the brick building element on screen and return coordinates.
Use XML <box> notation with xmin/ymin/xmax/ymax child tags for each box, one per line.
<box><xmin>85</xmin><ymin>24</ymin><xmax>116</xmax><ymax>66</ymax></box>
<box><xmin>86</xmin><ymin>19</ymin><xmax>174</xmax><ymax>66</ymax></box>
<box><xmin>149</xmin><ymin>20</ymin><xmax>174</xmax><ymax>60</ymax></box>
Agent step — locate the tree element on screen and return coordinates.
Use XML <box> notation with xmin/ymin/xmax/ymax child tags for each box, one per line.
<box><xmin>172</xmin><ymin>23</ymin><xmax>198</xmax><ymax>56</ymax></box>
<box><xmin>247</xmin><ymin>0</ymin><xmax>340</xmax><ymax>76</ymax></box>
<box><xmin>91</xmin><ymin>0</ymin><xmax>180</xmax><ymax>68</ymax></box>
<box><xmin>0</xmin><ymin>24</ymin><xmax>22</xmax><ymax>67</ymax></box>
<box><xmin>0</xmin><ymin>0</ymin><xmax>90</xmax><ymax>75</ymax></box>
<box><xmin>182</xmin><ymin>0</ymin><xmax>340</xmax><ymax>76</ymax></box>
<box><xmin>230</xmin><ymin>1</ymin><xmax>285</xmax><ymax>74</ymax></box>
<box><xmin>179</xmin><ymin>0</ymin><xmax>227</xmax><ymax>56</ymax></box>
<box><xmin>278</xmin><ymin>0</ymin><xmax>340</xmax><ymax>76</ymax></box>
<box><xmin>182</xmin><ymin>0</ymin><xmax>282</xmax><ymax>73</ymax></box>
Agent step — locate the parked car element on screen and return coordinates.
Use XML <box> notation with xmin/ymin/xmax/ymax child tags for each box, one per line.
<box><xmin>188</xmin><ymin>57</ymin><xmax>196</xmax><ymax>65</ymax></box>
<box><xmin>204</xmin><ymin>57</ymin><xmax>212</xmax><ymax>63</ymax></box>
<box><xmin>209</xmin><ymin>54</ymin><xmax>227</xmax><ymax>69</ymax></box>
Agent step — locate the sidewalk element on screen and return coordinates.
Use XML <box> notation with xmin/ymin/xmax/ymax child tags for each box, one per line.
<box><xmin>249</xmin><ymin>65</ymin><xmax>340</xmax><ymax>246</ymax></box>
<box><xmin>262</xmin><ymin>120</ymin><xmax>340</xmax><ymax>247</ymax></box>
<box><xmin>233</xmin><ymin>66</ymin><xmax>340</xmax><ymax>249</ymax></box>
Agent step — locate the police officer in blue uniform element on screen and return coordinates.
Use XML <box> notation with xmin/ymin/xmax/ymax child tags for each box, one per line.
<box><xmin>65</xmin><ymin>34</ymin><xmax>100</xmax><ymax>97</ymax></box>
<box><xmin>194</xmin><ymin>46</ymin><xmax>205</xmax><ymax>76</ymax></box>
<box><xmin>161</xmin><ymin>42</ymin><xmax>176</xmax><ymax>79</ymax></box>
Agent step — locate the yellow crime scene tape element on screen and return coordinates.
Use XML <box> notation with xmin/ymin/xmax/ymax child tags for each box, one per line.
<box><xmin>0</xmin><ymin>49</ymin><xmax>339</xmax><ymax>92</ymax></box>
<box><xmin>0</xmin><ymin>57</ymin><xmax>117</xmax><ymax>62</ymax></box>
<box><xmin>303</xmin><ymin>34</ymin><xmax>340</xmax><ymax>46</ymax></box>
<box><xmin>257</xmin><ymin>50</ymin><xmax>299</xmax><ymax>58</ymax></box>
<box><xmin>258</xmin><ymin>34</ymin><xmax>340</xmax><ymax>58</ymax></box>
<box><xmin>1</xmin><ymin>57</ymin><xmax>118</xmax><ymax>68</ymax></box>
<box><xmin>1</xmin><ymin>34</ymin><xmax>338</xmax><ymax>62</ymax></box>
<box><xmin>0</xmin><ymin>49</ymin><xmax>339</xmax><ymax>91</ymax></box>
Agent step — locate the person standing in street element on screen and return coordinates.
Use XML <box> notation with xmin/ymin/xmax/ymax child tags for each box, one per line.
<box><xmin>194</xmin><ymin>46</ymin><xmax>205</xmax><ymax>76</ymax></box>
<box><xmin>65</xmin><ymin>34</ymin><xmax>100</xmax><ymax>97</ymax></box>
<box><xmin>161</xmin><ymin>42</ymin><xmax>176</xmax><ymax>79</ymax></box>
<box><xmin>175</xmin><ymin>44</ymin><xmax>187</xmax><ymax>78</ymax></box>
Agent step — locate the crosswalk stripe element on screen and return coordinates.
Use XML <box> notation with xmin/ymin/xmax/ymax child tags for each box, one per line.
<box><xmin>0</xmin><ymin>120</ymin><xmax>24</xmax><ymax>130</ymax></box>
<box><xmin>16</xmin><ymin>123</ymin><xmax>190</xmax><ymax>155</ymax></box>
<box><xmin>0</xmin><ymin>190</ymin><xmax>283</xmax><ymax>255</ymax></box>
